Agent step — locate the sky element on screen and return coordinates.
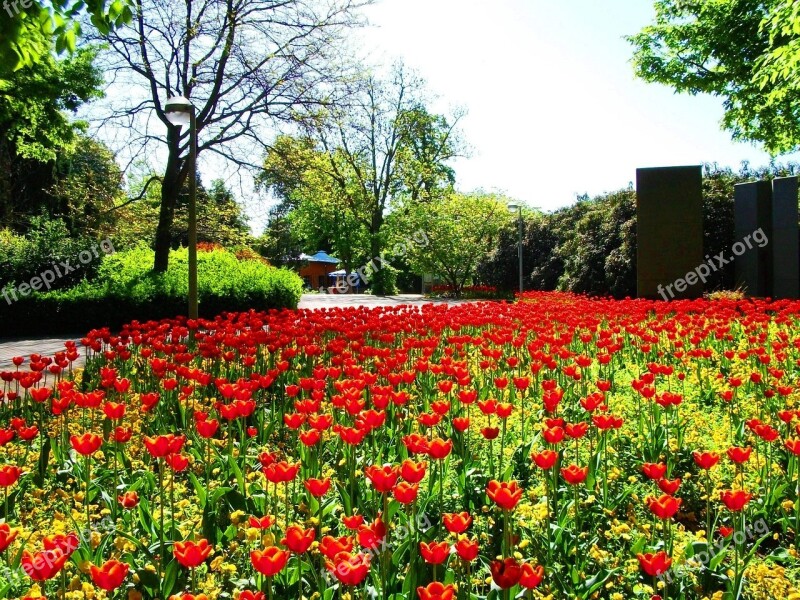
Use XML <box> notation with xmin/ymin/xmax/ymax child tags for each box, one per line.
<box><xmin>345</xmin><ymin>0</ymin><xmax>800</xmax><ymax>214</ymax></box>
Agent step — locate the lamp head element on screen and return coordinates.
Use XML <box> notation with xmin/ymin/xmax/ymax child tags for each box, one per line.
<box><xmin>165</xmin><ymin>95</ymin><xmax>193</xmax><ymax>127</ymax></box>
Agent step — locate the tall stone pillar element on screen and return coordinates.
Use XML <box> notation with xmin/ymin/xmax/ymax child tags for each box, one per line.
<box><xmin>733</xmin><ymin>181</ymin><xmax>772</xmax><ymax>297</ymax></box>
<box><xmin>636</xmin><ymin>166</ymin><xmax>704</xmax><ymax>299</ymax></box>
<box><xmin>770</xmin><ymin>177</ymin><xmax>799</xmax><ymax>298</ymax></box>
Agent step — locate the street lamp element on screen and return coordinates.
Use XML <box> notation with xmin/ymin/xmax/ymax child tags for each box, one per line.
<box><xmin>507</xmin><ymin>202</ymin><xmax>523</xmax><ymax>295</ymax></box>
<box><xmin>164</xmin><ymin>95</ymin><xmax>198</xmax><ymax>320</ymax></box>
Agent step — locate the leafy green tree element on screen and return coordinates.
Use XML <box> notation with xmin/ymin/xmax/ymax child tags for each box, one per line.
<box><xmin>0</xmin><ymin>0</ymin><xmax>131</xmax><ymax>71</ymax></box>
<box><xmin>294</xmin><ymin>66</ymin><xmax>463</xmax><ymax>294</ymax></box>
<box><xmin>629</xmin><ymin>0</ymin><xmax>800</xmax><ymax>154</ymax></box>
<box><xmin>0</xmin><ymin>43</ymin><xmax>101</xmax><ymax>163</ymax></box>
<box><xmin>258</xmin><ymin>134</ymin><xmax>370</xmax><ymax>275</ymax></box>
<box><xmin>390</xmin><ymin>191</ymin><xmax>510</xmax><ymax>296</ymax></box>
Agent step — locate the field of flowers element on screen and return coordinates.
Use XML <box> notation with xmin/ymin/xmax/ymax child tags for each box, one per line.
<box><xmin>2</xmin><ymin>291</ymin><xmax>800</xmax><ymax>600</ymax></box>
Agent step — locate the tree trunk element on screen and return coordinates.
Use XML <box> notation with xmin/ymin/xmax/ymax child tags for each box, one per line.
<box><xmin>153</xmin><ymin>126</ymin><xmax>184</xmax><ymax>273</ymax></box>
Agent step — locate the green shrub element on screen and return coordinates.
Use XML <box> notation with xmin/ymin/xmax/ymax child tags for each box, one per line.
<box><xmin>0</xmin><ymin>245</ymin><xmax>303</xmax><ymax>335</ymax></box>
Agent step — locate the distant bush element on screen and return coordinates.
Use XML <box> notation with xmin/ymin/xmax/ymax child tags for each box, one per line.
<box><xmin>0</xmin><ymin>245</ymin><xmax>303</xmax><ymax>335</ymax></box>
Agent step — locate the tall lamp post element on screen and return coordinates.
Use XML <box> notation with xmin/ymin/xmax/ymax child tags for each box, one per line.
<box><xmin>507</xmin><ymin>202</ymin><xmax>523</xmax><ymax>295</ymax></box>
<box><xmin>164</xmin><ymin>96</ymin><xmax>198</xmax><ymax>320</ymax></box>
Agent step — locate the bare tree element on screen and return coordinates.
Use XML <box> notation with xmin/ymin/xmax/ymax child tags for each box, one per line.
<box><xmin>91</xmin><ymin>0</ymin><xmax>371</xmax><ymax>271</ymax></box>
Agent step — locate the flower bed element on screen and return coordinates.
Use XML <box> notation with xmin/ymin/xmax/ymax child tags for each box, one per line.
<box><xmin>1</xmin><ymin>292</ymin><xmax>799</xmax><ymax>599</ymax></box>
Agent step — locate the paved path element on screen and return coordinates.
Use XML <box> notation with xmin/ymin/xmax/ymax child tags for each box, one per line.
<box><xmin>0</xmin><ymin>294</ymin><xmax>470</xmax><ymax>368</ymax></box>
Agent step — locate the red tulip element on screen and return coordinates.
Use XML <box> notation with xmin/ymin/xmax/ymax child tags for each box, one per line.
<box><xmin>720</xmin><ymin>489</ymin><xmax>753</xmax><ymax>511</ymax></box>
<box><xmin>326</xmin><ymin>551</ymin><xmax>371</xmax><ymax>586</ymax></box>
<box><xmin>531</xmin><ymin>449</ymin><xmax>558</xmax><ymax>470</ymax></box>
<box><xmin>364</xmin><ymin>464</ymin><xmax>400</xmax><ymax>493</ymax></box>
<box><xmin>22</xmin><ymin>548</ymin><xmax>69</xmax><ymax>580</ymax></box>
<box><xmin>417</xmin><ymin>581</ymin><xmax>456</xmax><ymax>600</ymax></box>
<box><xmin>196</xmin><ymin>419</ymin><xmax>219</xmax><ymax>438</ymax></box>
<box><xmin>392</xmin><ymin>482</ymin><xmax>419</xmax><ymax>504</ymax></box>
<box><xmin>481</xmin><ymin>427</ymin><xmax>500</xmax><ymax>440</ymax></box>
<box><xmin>249</xmin><ymin>515</ymin><xmax>275</xmax><ymax>529</ymax></box>
<box><xmin>304</xmin><ymin>477</ymin><xmax>331</xmax><ymax>497</ymax></box>
<box><xmin>726</xmin><ymin>446</ymin><xmax>752</xmax><ymax>464</ymax></box>
<box><xmin>486</xmin><ymin>480</ymin><xmax>523</xmax><ymax>510</ymax></box>
<box><xmin>427</xmin><ymin>438</ymin><xmax>453</xmax><ymax>459</ymax></box>
<box><xmin>263</xmin><ymin>461</ymin><xmax>300</xmax><ymax>483</ymax></box>
<box><xmin>357</xmin><ymin>517</ymin><xmax>386</xmax><ymax>550</ymax></box>
<box><xmin>70</xmin><ymin>433</ymin><xmax>102</xmax><ymax>456</ymax></box>
<box><xmin>400</xmin><ymin>459</ymin><xmax>427</xmax><ymax>483</ymax></box>
<box><xmin>693</xmin><ymin>451</ymin><xmax>720</xmax><ymax>469</ymax></box>
<box><xmin>0</xmin><ymin>523</ymin><xmax>18</xmax><ymax>552</ymax></box>
<box><xmin>419</xmin><ymin>540</ymin><xmax>450</xmax><ymax>564</ymax></box>
<box><xmin>342</xmin><ymin>514</ymin><xmax>364</xmax><ymax>530</ymax></box>
<box><xmin>143</xmin><ymin>434</ymin><xmax>185</xmax><ymax>458</ymax></box>
<box><xmin>647</xmin><ymin>494</ymin><xmax>682</xmax><ymax>520</ymax></box>
<box><xmin>319</xmin><ymin>535</ymin><xmax>354</xmax><ymax>560</ymax></box>
<box><xmin>166</xmin><ymin>453</ymin><xmax>189</xmax><ymax>471</ymax></box>
<box><xmin>454</xmin><ymin>537</ymin><xmax>479</xmax><ymax>561</ymax></box>
<box><xmin>637</xmin><ymin>551</ymin><xmax>672</xmax><ymax>577</ymax></box>
<box><xmin>561</xmin><ymin>464</ymin><xmax>589</xmax><ymax>485</ymax></box>
<box><xmin>173</xmin><ymin>539</ymin><xmax>212</xmax><ymax>568</ymax></box>
<box><xmin>0</xmin><ymin>465</ymin><xmax>22</xmax><ymax>487</ymax></box>
<box><xmin>442</xmin><ymin>512</ymin><xmax>472</xmax><ymax>534</ymax></box>
<box><xmin>251</xmin><ymin>547</ymin><xmax>289</xmax><ymax>576</ymax></box>
<box><xmin>520</xmin><ymin>563</ymin><xmax>544</xmax><ymax>589</ymax></box>
<box><xmin>90</xmin><ymin>559</ymin><xmax>129</xmax><ymax>591</ymax></box>
<box><xmin>490</xmin><ymin>557</ymin><xmax>522</xmax><ymax>589</ymax></box>
<box><xmin>657</xmin><ymin>478</ymin><xmax>681</xmax><ymax>495</ymax></box>
<box><xmin>641</xmin><ymin>462</ymin><xmax>667</xmax><ymax>480</ymax></box>
<box><xmin>786</xmin><ymin>438</ymin><xmax>800</xmax><ymax>456</ymax></box>
<box><xmin>103</xmin><ymin>402</ymin><xmax>126</xmax><ymax>420</ymax></box>
<box><xmin>282</xmin><ymin>525</ymin><xmax>315</xmax><ymax>553</ymax></box>
<box><xmin>118</xmin><ymin>491</ymin><xmax>140</xmax><ymax>509</ymax></box>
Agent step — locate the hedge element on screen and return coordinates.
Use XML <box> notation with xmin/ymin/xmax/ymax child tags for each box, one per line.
<box><xmin>0</xmin><ymin>246</ymin><xmax>304</xmax><ymax>336</ymax></box>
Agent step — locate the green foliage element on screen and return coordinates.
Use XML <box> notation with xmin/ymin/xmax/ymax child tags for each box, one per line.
<box><xmin>390</xmin><ymin>191</ymin><xmax>511</xmax><ymax>295</ymax></box>
<box><xmin>1</xmin><ymin>245</ymin><xmax>303</xmax><ymax>335</ymax></box>
<box><xmin>0</xmin><ymin>44</ymin><xmax>103</xmax><ymax>162</ymax></box>
<box><xmin>629</xmin><ymin>0</ymin><xmax>800</xmax><ymax>154</ymax></box>
<box><xmin>554</xmin><ymin>190</ymin><xmax>637</xmax><ymax>297</ymax></box>
<box><xmin>0</xmin><ymin>0</ymin><xmax>132</xmax><ymax>71</ymax></box>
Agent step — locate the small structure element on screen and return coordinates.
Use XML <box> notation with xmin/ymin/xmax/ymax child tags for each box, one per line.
<box><xmin>298</xmin><ymin>251</ymin><xmax>340</xmax><ymax>290</ymax></box>
<box><xmin>328</xmin><ymin>269</ymin><xmax>362</xmax><ymax>294</ymax></box>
